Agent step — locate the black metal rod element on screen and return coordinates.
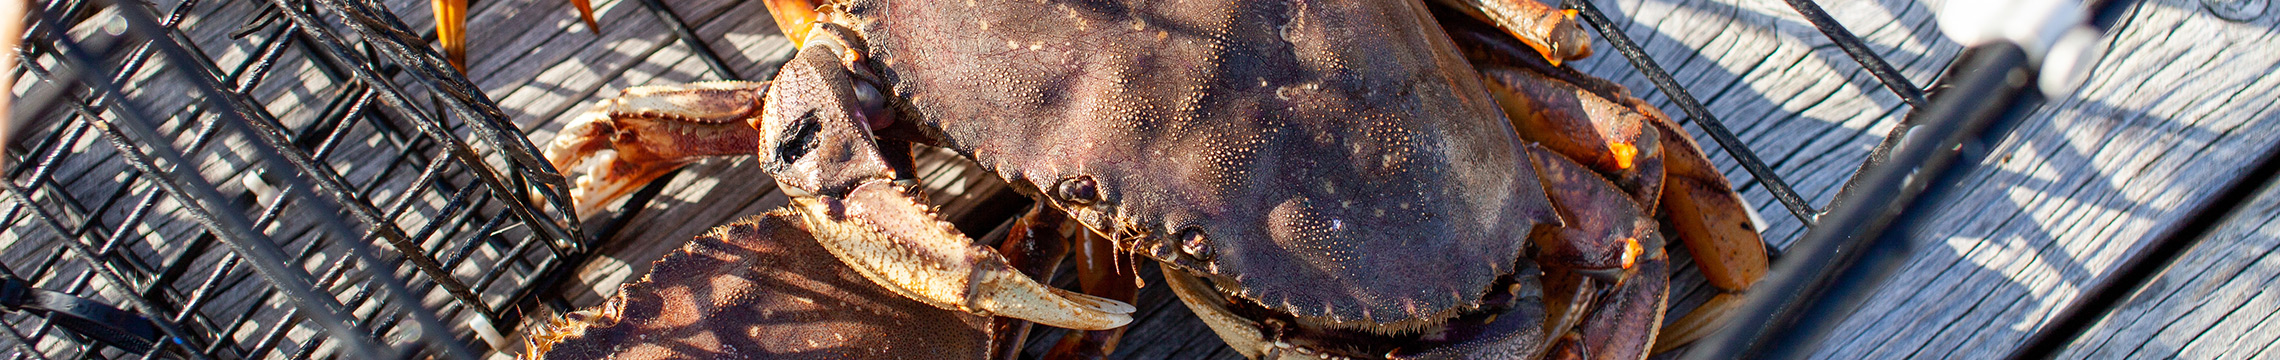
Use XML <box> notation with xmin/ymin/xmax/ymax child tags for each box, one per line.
<box><xmin>635</xmin><ymin>0</ymin><xmax>741</xmax><ymax>80</ymax></box>
<box><xmin>1780</xmin><ymin>0</ymin><xmax>1929</xmax><ymax>109</ymax></box>
<box><xmin>1563</xmin><ymin>0</ymin><xmax>1820</xmax><ymax>226</ymax></box>
<box><xmin>1684</xmin><ymin>42</ymin><xmax>2039</xmax><ymax>360</ymax></box>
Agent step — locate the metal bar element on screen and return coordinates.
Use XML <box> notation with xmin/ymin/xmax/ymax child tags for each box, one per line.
<box><xmin>0</xmin><ymin>316</ymin><xmax>52</xmax><ymax>360</ymax></box>
<box><xmin>1779</xmin><ymin>0</ymin><xmax>1929</xmax><ymax>109</ymax></box>
<box><xmin>1684</xmin><ymin>42</ymin><xmax>2041</xmax><ymax>360</ymax></box>
<box><xmin>634</xmin><ymin>0</ymin><xmax>741</xmax><ymax>80</ymax></box>
<box><xmin>1562</xmin><ymin>0</ymin><xmax>1820</xmax><ymax>226</ymax></box>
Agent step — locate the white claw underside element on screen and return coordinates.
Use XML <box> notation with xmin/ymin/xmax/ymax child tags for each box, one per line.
<box><xmin>566</xmin><ymin>154</ymin><xmax>636</xmax><ymax>219</ymax></box>
<box><xmin>547</xmin><ymin>109</ymin><xmax>621</xmax><ymax>218</ymax></box>
<box><xmin>796</xmin><ymin>183</ymin><xmax>1135</xmax><ymax>330</ymax></box>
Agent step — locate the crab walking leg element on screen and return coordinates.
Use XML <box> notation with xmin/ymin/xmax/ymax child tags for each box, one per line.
<box><xmin>1524</xmin><ymin>144</ymin><xmax>1658</xmax><ymax>273</ymax></box>
<box><xmin>1545</xmin><ymin>246</ymin><xmax>1671</xmax><ymax>360</ymax></box>
<box><xmin>432</xmin><ymin>0</ymin><xmax>467</xmax><ymax>70</ymax></box>
<box><xmin>989</xmin><ymin>207</ymin><xmax>1076</xmax><ymax>359</ymax></box>
<box><xmin>437</xmin><ymin>0</ymin><xmax>595</xmax><ymax>72</ymax></box>
<box><xmin>763</xmin><ymin>0</ymin><xmax>824</xmax><ymax>45</ymax></box>
<box><xmin>1644</xmin><ymin>111</ymin><xmax>1767</xmax><ymax>353</ymax></box>
<box><xmin>1537</xmin><ymin>266</ymin><xmax>1598</xmax><ymax>348</ymax></box>
<box><xmin>1483</xmin><ymin>66</ymin><xmax>1666</xmax><ymax>210</ymax></box>
<box><xmin>796</xmin><ymin>182</ymin><xmax>1135</xmax><ymax>330</ymax></box>
<box><xmin>1429</xmin><ymin>0</ymin><xmax>1593</xmax><ymax>65</ymax></box>
<box><xmin>1041</xmin><ymin>230</ymin><xmax>1141</xmax><ymax>359</ymax></box>
<box><xmin>545</xmin><ymin>81</ymin><xmax>770</xmax><ymax>217</ymax></box>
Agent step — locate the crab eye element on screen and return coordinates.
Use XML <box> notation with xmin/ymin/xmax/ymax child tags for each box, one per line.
<box><xmin>1055</xmin><ymin>176</ymin><xmax>1100</xmax><ymax>205</ymax></box>
<box><xmin>772</xmin><ymin>113</ymin><xmax>821</xmax><ymax>167</ymax></box>
<box><xmin>1178</xmin><ymin>226</ymin><xmax>1214</xmax><ymax>261</ymax></box>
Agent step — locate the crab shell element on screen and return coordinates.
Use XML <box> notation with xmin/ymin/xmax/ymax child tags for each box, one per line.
<box><xmin>836</xmin><ymin>0</ymin><xmax>1560</xmax><ymax>332</ymax></box>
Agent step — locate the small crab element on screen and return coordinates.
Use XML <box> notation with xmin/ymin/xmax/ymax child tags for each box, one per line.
<box><xmin>474</xmin><ymin>0</ymin><xmax>1772</xmax><ymax>358</ymax></box>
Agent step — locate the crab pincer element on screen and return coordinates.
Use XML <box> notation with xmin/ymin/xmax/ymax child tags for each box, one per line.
<box><xmin>545</xmin><ymin>82</ymin><xmax>769</xmax><ymax>217</ymax></box>
<box><xmin>763</xmin><ymin>23</ymin><xmax>1134</xmax><ymax>331</ymax></box>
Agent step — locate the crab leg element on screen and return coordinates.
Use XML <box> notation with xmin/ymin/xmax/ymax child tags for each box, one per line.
<box><xmin>435</xmin><ymin>0</ymin><xmax>595</xmax><ymax>71</ymax></box>
<box><xmin>1452</xmin><ymin>9</ymin><xmax>1769</xmax><ymax>350</ymax></box>
<box><xmin>1040</xmin><ymin>230</ymin><xmax>1141</xmax><ymax>359</ymax></box>
<box><xmin>1644</xmin><ymin>111</ymin><xmax>1766</xmax><ymax>353</ymax></box>
<box><xmin>524</xmin><ymin>210</ymin><xmax>995</xmax><ymax>359</ymax></box>
<box><xmin>544</xmin><ymin>81</ymin><xmax>769</xmax><ymax>217</ymax></box>
<box><xmin>1545</xmin><ymin>245</ymin><xmax>1670</xmax><ymax>360</ymax></box>
<box><xmin>1484</xmin><ymin>66</ymin><xmax>1666</xmax><ymax>211</ymax></box>
<box><xmin>1430</xmin><ymin>0</ymin><xmax>1593</xmax><ymax>65</ymax></box>
<box><xmin>988</xmin><ymin>207</ymin><xmax>1074</xmax><ymax>359</ymax></box>
<box><xmin>1524</xmin><ymin>144</ymin><xmax>1657</xmax><ymax>273</ymax></box>
<box><xmin>767</xmin><ymin>24</ymin><xmax>1133</xmax><ymax>331</ymax></box>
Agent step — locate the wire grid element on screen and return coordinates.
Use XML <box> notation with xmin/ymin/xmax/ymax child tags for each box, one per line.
<box><xmin>0</xmin><ymin>0</ymin><xmax>585</xmax><ymax>357</ymax></box>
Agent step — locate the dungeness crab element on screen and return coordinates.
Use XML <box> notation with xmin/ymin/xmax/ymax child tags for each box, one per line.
<box><xmin>466</xmin><ymin>0</ymin><xmax>1771</xmax><ymax>358</ymax></box>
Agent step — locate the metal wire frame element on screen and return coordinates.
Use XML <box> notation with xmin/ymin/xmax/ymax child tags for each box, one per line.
<box><xmin>0</xmin><ymin>0</ymin><xmax>588</xmax><ymax>357</ymax></box>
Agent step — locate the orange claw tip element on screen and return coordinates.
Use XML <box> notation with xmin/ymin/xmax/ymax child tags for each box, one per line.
<box><xmin>1620</xmin><ymin>237</ymin><xmax>1643</xmax><ymax>269</ymax></box>
<box><xmin>570</xmin><ymin>0</ymin><xmax>600</xmax><ymax>31</ymax></box>
<box><xmin>1609</xmin><ymin>142</ymin><xmax>1637</xmax><ymax>169</ymax></box>
<box><xmin>1562</xmin><ymin>9</ymin><xmax>1579</xmax><ymax>19</ymax></box>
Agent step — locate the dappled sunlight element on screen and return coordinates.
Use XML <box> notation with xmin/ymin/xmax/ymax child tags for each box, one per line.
<box><xmin>1528</xmin><ymin>0</ymin><xmax>2280</xmax><ymax>358</ymax></box>
<box><xmin>1939</xmin><ymin>235</ymin><xmax>2082</xmax><ymax>332</ymax></box>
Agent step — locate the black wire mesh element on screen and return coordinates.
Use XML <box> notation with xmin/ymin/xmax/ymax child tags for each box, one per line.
<box><xmin>0</xmin><ymin>0</ymin><xmax>585</xmax><ymax>357</ymax></box>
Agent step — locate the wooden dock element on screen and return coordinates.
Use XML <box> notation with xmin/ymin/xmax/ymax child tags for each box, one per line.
<box><xmin>411</xmin><ymin>0</ymin><xmax>2280</xmax><ymax>358</ymax></box>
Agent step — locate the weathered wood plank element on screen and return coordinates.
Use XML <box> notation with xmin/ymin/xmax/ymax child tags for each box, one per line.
<box><xmin>1797</xmin><ymin>0</ymin><xmax>2280</xmax><ymax>358</ymax></box>
<box><xmin>2062</xmin><ymin>181</ymin><xmax>2280</xmax><ymax>359</ymax></box>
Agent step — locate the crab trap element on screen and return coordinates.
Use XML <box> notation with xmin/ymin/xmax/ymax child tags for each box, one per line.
<box><xmin>0</xmin><ymin>0</ymin><xmax>2224</xmax><ymax>358</ymax></box>
<box><xmin>0</xmin><ymin>0</ymin><xmax>587</xmax><ymax>357</ymax></box>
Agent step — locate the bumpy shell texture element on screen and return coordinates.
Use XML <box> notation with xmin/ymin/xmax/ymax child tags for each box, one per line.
<box><xmin>849</xmin><ymin>0</ymin><xmax>1557</xmax><ymax>325</ymax></box>
<box><xmin>526</xmin><ymin>211</ymin><xmax>991</xmax><ymax>359</ymax></box>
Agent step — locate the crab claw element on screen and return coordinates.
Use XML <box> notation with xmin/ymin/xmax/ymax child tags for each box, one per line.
<box><xmin>764</xmin><ymin>25</ymin><xmax>1132</xmax><ymax>331</ymax></box>
<box><xmin>797</xmin><ymin>180</ymin><xmax>1136</xmax><ymax>330</ymax></box>
<box><xmin>543</xmin><ymin>82</ymin><xmax>770</xmax><ymax>218</ymax></box>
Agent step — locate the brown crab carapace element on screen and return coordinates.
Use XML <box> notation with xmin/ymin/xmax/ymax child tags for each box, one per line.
<box><xmin>492</xmin><ymin>0</ymin><xmax>1770</xmax><ymax>358</ymax></box>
